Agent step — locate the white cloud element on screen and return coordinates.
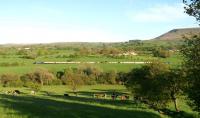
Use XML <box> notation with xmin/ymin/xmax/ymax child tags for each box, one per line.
<box><xmin>0</xmin><ymin>24</ymin><xmax>125</xmax><ymax>44</ymax></box>
<box><xmin>129</xmin><ymin>3</ymin><xmax>189</xmax><ymax>23</ymax></box>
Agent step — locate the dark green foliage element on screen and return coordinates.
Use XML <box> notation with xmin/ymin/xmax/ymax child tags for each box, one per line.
<box><xmin>125</xmin><ymin>61</ymin><xmax>171</xmax><ymax>109</ymax></box>
<box><xmin>60</xmin><ymin>65</ymin><xmax>119</xmax><ymax>85</ymax></box>
<box><xmin>164</xmin><ymin>69</ymin><xmax>187</xmax><ymax>112</ymax></box>
<box><xmin>181</xmin><ymin>35</ymin><xmax>200</xmax><ymax>112</ymax></box>
<box><xmin>184</xmin><ymin>0</ymin><xmax>200</xmax><ymax>22</ymax></box>
<box><xmin>125</xmin><ymin>61</ymin><xmax>186</xmax><ymax>111</ymax></box>
<box><xmin>56</xmin><ymin>71</ymin><xmax>64</xmax><ymax>79</ymax></box>
<box><xmin>116</xmin><ymin>72</ymin><xmax>128</xmax><ymax>85</ymax></box>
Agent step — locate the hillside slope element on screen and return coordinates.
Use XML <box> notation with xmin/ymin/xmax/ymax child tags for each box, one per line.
<box><xmin>153</xmin><ymin>28</ymin><xmax>200</xmax><ymax>41</ymax></box>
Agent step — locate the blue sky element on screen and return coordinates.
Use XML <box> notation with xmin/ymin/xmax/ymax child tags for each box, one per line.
<box><xmin>0</xmin><ymin>0</ymin><xmax>198</xmax><ymax>44</ymax></box>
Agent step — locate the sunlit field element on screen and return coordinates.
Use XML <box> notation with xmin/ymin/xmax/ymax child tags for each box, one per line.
<box><xmin>0</xmin><ymin>0</ymin><xmax>199</xmax><ymax>117</ymax></box>
<box><xmin>0</xmin><ymin>85</ymin><xmax>198</xmax><ymax>118</ymax></box>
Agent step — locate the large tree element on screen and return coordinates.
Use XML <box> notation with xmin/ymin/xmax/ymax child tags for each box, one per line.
<box><xmin>125</xmin><ymin>61</ymin><xmax>186</xmax><ymax>112</ymax></box>
<box><xmin>164</xmin><ymin>69</ymin><xmax>187</xmax><ymax>112</ymax></box>
<box><xmin>126</xmin><ymin>62</ymin><xmax>170</xmax><ymax>110</ymax></box>
<box><xmin>183</xmin><ymin>0</ymin><xmax>200</xmax><ymax>112</ymax></box>
<box><xmin>183</xmin><ymin>0</ymin><xmax>200</xmax><ymax>22</ymax></box>
<box><xmin>181</xmin><ymin>35</ymin><xmax>200</xmax><ymax>111</ymax></box>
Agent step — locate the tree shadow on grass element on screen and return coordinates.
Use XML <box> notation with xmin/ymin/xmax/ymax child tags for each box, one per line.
<box><xmin>0</xmin><ymin>94</ymin><xmax>162</xmax><ymax>118</ymax></box>
<box><xmin>40</xmin><ymin>90</ymin><xmax>145</xmax><ymax>109</ymax></box>
<box><xmin>159</xmin><ymin>109</ymin><xmax>197</xmax><ymax>118</ymax></box>
<box><xmin>76</xmin><ymin>89</ymin><xmax>128</xmax><ymax>98</ymax></box>
<box><xmin>49</xmin><ymin>94</ymin><xmax>145</xmax><ymax>109</ymax></box>
<box><xmin>91</xmin><ymin>89</ymin><xmax>128</xmax><ymax>94</ymax></box>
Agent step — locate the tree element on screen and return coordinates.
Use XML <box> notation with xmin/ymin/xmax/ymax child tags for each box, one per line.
<box><xmin>183</xmin><ymin>0</ymin><xmax>200</xmax><ymax>22</ymax></box>
<box><xmin>180</xmin><ymin>35</ymin><xmax>200</xmax><ymax>112</ymax></box>
<box><xmin>22</xmin><ymin>68</ymin><xmax>55</xmax><ymax>86</ymax></box>
<box><xmin>183</xmin><ymin>0</ymin><xmax>200</xmax><ymax>112</ymax></box>
<box><xmin>126</xmin><ymin>61</ymin><xmax>171</xmax><ymax>110</ymax></box>
<box><xmin>62</xmin><ymin>68</ymin><xmax>84</xmax><ymax>96</ymax></box>
<box><xmin>77</xmin><ymin>65</ymin><xmax>103</xmax><ymax>85</ymax></box>
<box><xmin>116</xmin><ymin>72</ymin><xmax>128</xmax><ymax>85</ymax></box>
<box><xmin>100</xmin><ymin>70</ymin><xmax>117</xmax><ymax>84</ymax></box>
<box><xmin>0</xmin><ymin>73</ymin><xmax>23</xmax><ymax>87</ymax></box>
<box><xmin>126</xmin><ymin>61</ymin><xmax>186</xmax><ymax>112</ymax></box>
<box><xmin>152</xmin><ymin>48</ymin><xmax>171</xmax><ymax>58</ymax></box>
<box><xmin>164</xmin><ymin>69</ymin><xmax>187</xmax><ymax>112</ymax></box>
<box><xmin>78</xmin><ymin>47</ymin><xmax>91</xmax><ymax>56</ymax></box>
<box><xmin>66</xmin><ymin>74</ymin><xmax>84</xmax><ymax>96</ymax></box>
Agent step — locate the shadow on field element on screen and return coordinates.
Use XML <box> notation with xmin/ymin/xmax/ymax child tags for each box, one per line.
<box><xmin>48</xmin><ymin>94</ymin><xmax>143</xmax><ymax>109</ymax></box>
<box><xmin>0</xmin><ymin>94</ymin><xmax>162</xmax><ymax>118</ymax></box>
<box><xmin>92</xmin><ymin>89</ymin><xmax>128</xmax><ymax>94</ymax></box>
<box><xmin>40</xmin><ymin>90</ymin><xmax>142</xmax><ymax>109</ymax></box>
<box><xmin>45</xmin><ymin>92</ymin><xmax>198</xmax><ymax>118</ymax></box>
<box><xmin>77</xmin><ymin>89</ymin><xmax>128</xmax><ymax>97</ymax></box>
<box><xmin>159</xmin><ymin>109</ymin><xmax>197</xmax><ymax>118</ymax></box>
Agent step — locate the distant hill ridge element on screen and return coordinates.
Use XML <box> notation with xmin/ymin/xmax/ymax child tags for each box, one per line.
<box><xmin>153</xmin><ymin>27</ymin><xmax>200</xmax><ymax>41</ymax></box>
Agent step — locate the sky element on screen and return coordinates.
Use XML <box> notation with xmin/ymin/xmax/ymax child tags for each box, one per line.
<box><xmin>0</xmin><ymin>0</ymin><xmax>198</xmax><ymax>44</ymax></box>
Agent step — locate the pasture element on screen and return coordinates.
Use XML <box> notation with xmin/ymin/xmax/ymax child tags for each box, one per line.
<box><xmin>0</xmin><ymin>85</ymin><xmax>198</xmax><ymax>118</ymax></box>
<box><xmin>0</xmin><ymin>52</ymin><xmax>181</xmax><ymax>75</ymax></box>
<box><xmin>0</xmin><ymin>43</ymin><xmax>189</xmax><ymax>118</ymax></box>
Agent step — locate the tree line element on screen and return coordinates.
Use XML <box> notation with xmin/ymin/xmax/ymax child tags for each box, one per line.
<box><xmin>0</xmin><ymin>65</ymin><xmax>124</xmax><ymax>91</ymax></box>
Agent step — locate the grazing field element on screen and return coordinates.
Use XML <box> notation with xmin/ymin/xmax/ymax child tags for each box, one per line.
<box><xmin>0</xmin><ymin>52</ymin><xmax>181</xmax><ymax>74</ymax></box>
<box><xmin>0</xmin><ymin>85</ymin><xmax>198</xmax><ymax>118</ymax></box>
<box><xmin>0</xmin><ymin>0</ymin><xmax>200</xmax><ymax>117</ymax></box>
<box><xmin>0</xmin><ymin>42</ymin><xmax>192</xmax><ymax>118</ymax></box>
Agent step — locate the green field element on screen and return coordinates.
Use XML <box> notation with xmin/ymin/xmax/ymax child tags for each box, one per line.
<box><xmin>0</xmin><ymin>52</ymin><xmax>181</xmax><ymax>75</ymax></box>
<box><xmin>0</xmin><ymin>85</ymin><xmax>197</xmax><ymax>118</ymax></box>
<box><xmin>0</xmin><ymin>42</ymin><xmax>192</xmax><ymax>118</ymax></box>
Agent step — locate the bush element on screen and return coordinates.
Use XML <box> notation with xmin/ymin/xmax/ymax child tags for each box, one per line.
<box><xmin>7</xmin><ymin>79</ymin><xmax>23</xmax><ymax>87</ymax></box>
<box><xmin>26</xmin><ymin>82</ymin><xmax>41</xmax><ymax>92</ymax></box>
<box><xmin>51</xmin><ymin>79</ymin><xmax>62</xmax><ymax>85</ymax></box>
<box><xmin>0</xmin><ymin>73</ymin><xmax>23</xmax><ymax>87</ymax></box>
<box><xmin>22</xmin><ymin>54</ymin><xmax>37</xmax><ymax>59</ymax></box>
<box><xmin>82</xmin><ymin>74</ymin><xmax>97</xmax><ymax>85</ymax></box>
<box><xmin>153</xmin><ymin>48</ymin><xmax>171</xmax><ymax>58</ymax></box>
<box><xmin>22</xmin><ymin>68</ymin><xmax>55</xmax><ymax>86</ymax></box>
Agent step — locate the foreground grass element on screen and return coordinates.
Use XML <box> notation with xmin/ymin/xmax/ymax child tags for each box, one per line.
<box><xmin>0</xmin><ymin>85</ymin><xmax>198</xmax><ymax>118</ymax></box>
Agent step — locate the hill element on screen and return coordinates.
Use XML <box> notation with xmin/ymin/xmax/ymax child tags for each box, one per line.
<box><xmin>153</xmin><ymin>27</ymin><xmax>200</xmax><ymax>41</ymax></box>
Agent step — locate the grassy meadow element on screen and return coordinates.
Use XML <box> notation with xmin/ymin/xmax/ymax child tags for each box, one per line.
<box><xmin>0</xmin><ymin>50</ymin><xmax>181</xmax><ymax>74</ymax></box>
<box><xmin>0</xmin><ymin>42</ymin><xmax>195</xmax><ymax>118</ymax></box>
<box><xmin>0</xmin><ymin>85</ymin><xmax>198</xmax><ymax>118</ymax></box>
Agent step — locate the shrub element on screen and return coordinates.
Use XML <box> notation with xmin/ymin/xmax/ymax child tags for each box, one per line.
<box><xmin>0</xmin><ymin>73</ymin><xmax>23</xmax><ymax>87</ymax></box>
<box><xmin>153</xmin><ymin>48</ymin><xmax>171</xmax><ymax>58</ymax></box>
<box><xmin>22</xmin><ymin>68</ymin><xmax>55</xmax><ymax>86</ymax></box>
<box><xmin>8</xmin><ymin>79</ymin><xmax>23</xmax><ymax>87</ymax></box>
<box><xmin>51</xmin><ymin>79</ymin><xmax>62</xmax><ymax>85</ymax></box>
<box><xmin>25</xmin><ymin>82</ymin><xmax>41</xmax><ymax>92</ymax></box>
